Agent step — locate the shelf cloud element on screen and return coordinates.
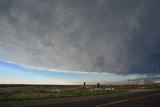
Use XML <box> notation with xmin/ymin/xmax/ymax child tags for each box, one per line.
<box><xmin>0</xmin><ymin>0</ymin><xmax>160</xmax><ymax>75</ymax></box>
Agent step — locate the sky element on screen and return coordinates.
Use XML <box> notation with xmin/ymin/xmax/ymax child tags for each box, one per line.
<box><xmin>0</xmin><ymin>60</ymin><xmax>140</xmax><ymax>85</ymax></box>
<box><xmin>0</xmin><ymin>0</ymin><xmax>160</xmax><ymax>85</ymax></box>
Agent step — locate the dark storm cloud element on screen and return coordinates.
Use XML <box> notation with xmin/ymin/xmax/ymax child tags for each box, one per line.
<box><xmin>0</xmin><ymin>0</ymin><xmax>160</xmax><ymax>74</ymax></box>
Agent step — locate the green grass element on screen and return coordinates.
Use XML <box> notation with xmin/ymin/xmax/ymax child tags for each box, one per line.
<box><xmin>0</xmin><ymin>86</ymin><xmax>127</xmax><ymax>102</ymax></box>
<box><xmin>145</xmin><ymin>84</ymin><xmax>160</xmax><ymax>89</ymax></box>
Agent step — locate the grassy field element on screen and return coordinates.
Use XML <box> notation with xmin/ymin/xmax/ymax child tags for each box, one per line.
<box><xmin>0</xmin><ymin>85</ymin><xmax>127</xmax><ymax>102</ymax></box>
<box><xmin>0</xmin><ymin>84</ymin><xmax>159</xmax><ymax>102</ymax></box>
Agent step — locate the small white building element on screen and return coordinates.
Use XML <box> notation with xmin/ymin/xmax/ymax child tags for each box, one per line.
<box><xmin>51</xmin><ymin>89</ymin><xmax>60</xmax><ymax>92</ymax></box>
<box><xmin>104</xmin><ymin>87</ymin><xmax>114</xmax><ymax>90</ymax></box>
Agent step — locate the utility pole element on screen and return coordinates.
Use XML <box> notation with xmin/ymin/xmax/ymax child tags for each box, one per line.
<box><xmin>157</xmin><ymin>68</ymin><xmax>160</xmax><ymax>80</ymax></box>
<box><xmin>157</xmin><ymin>68</ymin><xmax>160</xmax><ymax>76</ymax></box>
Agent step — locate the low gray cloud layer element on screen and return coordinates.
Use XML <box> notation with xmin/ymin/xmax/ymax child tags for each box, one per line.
<box><xmin>0</xmin><ymin>0</ymin><xmax>160</xmax><ymax>74</ymax></box>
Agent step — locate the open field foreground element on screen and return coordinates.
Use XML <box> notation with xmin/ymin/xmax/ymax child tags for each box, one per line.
<box><xmin>0</xmin><ymin>84</ymin><xmax>130</xmax><ymax>102</ymax></box>
<box><xmin>0</xmin><ymin>88</ymin><xmax>160</xmax><ymax>107</ymax></box>
<box><xmin>0</xmin><ymin>84</ymin><xmax>160</xmax><ymax>102</ymax></box>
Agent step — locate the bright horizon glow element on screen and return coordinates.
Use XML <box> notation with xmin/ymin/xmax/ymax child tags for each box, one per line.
<box><xmin>0</xmin><ymin>60</ymin><xmax>141</xmax><ymax>85</ymax></box>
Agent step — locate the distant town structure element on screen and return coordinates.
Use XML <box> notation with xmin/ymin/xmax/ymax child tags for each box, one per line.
<box><xmin>136</xmin><ymin>78</ymin><xmax>149</xmax><ymax>85</ymax></box>
<box><xmin>155</xmin><ymin>80</ymin><xmax>160</xmax><ymax>83</ymax></box>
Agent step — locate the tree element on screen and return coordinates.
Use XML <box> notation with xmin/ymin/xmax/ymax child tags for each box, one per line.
<box><xmin>97</xmin><ymin>83</ymin><xmax>100</xmax><ymax>88</ymax></box>
<box><xmin>84</xmin><ymin>82</ymin><xmax>86</xmax><ymax>86</ymax></box>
